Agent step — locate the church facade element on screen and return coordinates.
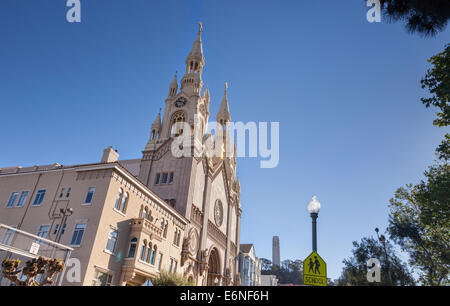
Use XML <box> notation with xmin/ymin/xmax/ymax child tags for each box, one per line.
<box><xmin>0</xmin><ymin>24</ymin><xmax>241</xmax><ymax>286</ymax></box>
<box><xmin>137</xmin><ymin>22</ymin><xmax>242</xmax><ymax>286</ymax></box>
<box><xmin>139</xmin><ymin>24</ymin><xmax>241</xmax><ymax>285</ymax></box>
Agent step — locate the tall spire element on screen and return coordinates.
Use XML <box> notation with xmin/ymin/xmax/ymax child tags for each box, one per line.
<box><xmin>181</xmin><ymin>22</ymin><xmax>205</xmax><ymax>95</ymax></box>
<box><xmin>216</xmin><ymin>82</ymin><xmax>231</xmax><ymax>124</ymax></box>
<box><xmin>168</xmin><ymin>71</ymin><xmax>178</xmax><ymax>97</ymax></box>
<box><xmin>186</xmin><ymin>22</ymin><xmax>205</xmax><ymax>66</ymax></box>
<box><xmin>148</xmin><ymin>108</ymin><xmax>162</xmax><ymax>143</ymax></box>
<box><xmin>152</xmin><ymin>108</ymin><xmax>162</xmax><ymax>131</ymax></box>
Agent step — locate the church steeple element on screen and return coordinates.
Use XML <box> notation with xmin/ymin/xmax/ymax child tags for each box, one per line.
<box><xmin>216</xmin><ymin>82</ymin><xmax>231</xmax><ymax>125</ymax></box>
<box><xmin>185</xmin><ymin>22</ymin><xmax>205</xmax><ymax>74</ymax></box>
<box><xmin>150</xmin><ymin>109</ymin><xmax>162</xmax><ymax>142</ymax></box>
<box><xmin>181</xmin><ymin>22</ymin><xmax>205</xmax><ymax>96</ymax></box>
<box><xmin>168</xmin><ymin>72</ymin><xmax>178</xmax><ymax>97</ymax></box>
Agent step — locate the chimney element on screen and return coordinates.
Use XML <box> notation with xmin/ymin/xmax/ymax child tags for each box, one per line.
<box><xmin>101</xmin><ymin>146</ymin><xmax>119</xmax><ymax>163</ymax></box>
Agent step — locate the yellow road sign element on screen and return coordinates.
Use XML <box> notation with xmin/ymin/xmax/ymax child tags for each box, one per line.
<box><xmin>303</xmin><ymin>251</ymin><xmax>327</xmax><ymax>286</ymax></box>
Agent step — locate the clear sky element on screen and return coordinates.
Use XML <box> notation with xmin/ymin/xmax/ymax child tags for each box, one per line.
<box><xmin>0</xmin><ymin>1</ymin><xmax>448</xmax><ymax>280</ymax></box>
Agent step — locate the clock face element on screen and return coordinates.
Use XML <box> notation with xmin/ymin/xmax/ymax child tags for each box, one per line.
<box><xmin>174</xmin><ymin>97</ymin><xmax>187</xmax><ymax>108</ymax></box>
<box><xmin>189</xmin><ymin>229</ymin><xmax>198</xmax><ymax>253</ymax></box>
<box><xmin>214</xmin><ymin>200</ymin><xmax>224</xmax><ymax>227</ymax></box>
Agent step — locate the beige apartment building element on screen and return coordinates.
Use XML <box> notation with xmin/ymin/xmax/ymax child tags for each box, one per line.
<box><xmin>0</xmin><ymin>153</ymin><xmax>188</xmax><ymax>286</ymax></box>
<box><xmin>0</xmin><ymin>23</ymin><xmax>242</xmax><ymax>286</ymax></box>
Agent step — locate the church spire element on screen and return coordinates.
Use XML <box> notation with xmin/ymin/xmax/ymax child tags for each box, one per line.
<box><xmin>150</xmin><ymin>108</ymin><xmax>162</xmax><ymax>142</ymax></box>
<box><xmin>152</xmin><ymin>108</ymin><xmax>162</xmax><ymax>129</ymax></box>
<box><xmin>216</xmin><ymin>82</ymin><xmax>231</xmax><ymax>125</ymax></box>
<box><xmin>185</xmin><ymin>22</ymin><xmax>205</xmax><ymax>72</ymax></box>
<box><xmin>168</xmin><ymin>71</ymin><xmax>178</xmax><ymax>97</ymax></box>
<box><xmin>181</xmin><ymin>22</ymin><xmax>205</xmax><ymax>96</ymax></box>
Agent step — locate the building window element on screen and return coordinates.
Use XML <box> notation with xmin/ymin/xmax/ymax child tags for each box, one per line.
<box><xmin>53</xmin><ymin>223</ymin><xmax>66</xmax><ymax>235</ymax></box>
<box><xmin>36</xmin><ymin>225</ymin><xmax>50</xmax><ymax>244</ymax></box>
<box><xmin>169</xmin><ymin>172</ymin><xmax>174</xmax><ymax>184</ymax></box>
<box><xmin>157</xmin><ymin>253</ymin><xmax>163</xmax><ymax>271</ymax></box>
<box><xmin>119</xmin><ymin>192</ymin><xmax>128</xmax><ymax>213</ymax></box>
<box><xmin>142</xmin><ymin>207</ymin><xmax>148</xmax><ymax>219</ymax></box>
<box><xmin>33</xmin><ymin>189</ymin><xmax>46</xmax><ymax>206</ymax></box>
<box><xmin>59</xmin><ymin>188</ymin><xmax>65</xmax><ymax>198</ymax></box>
<box><xmin>128</xmin><ymin>237</ymin><xmax>137</xmax><ymax>258</ymax></box>
<box><xmin>2</xmin><ymin>227</ymin><xmax>16</xmax><ymax>246</ymax></box>
<box><xmin>92</xmin><ymin>271</ymin><xmax>113</xmax><ymax>286</ymax></box>
<box><xmin>160</xmin><ymin>218</ymin><xmax>168</xmax><ymax>238</ymax></box>
<box><xmin>171</xmin><ymin>111</ymin><xmax>185</xmax><ymax>136</ymax></box>
<box><xmin>70</xmin><ymin>223</ymin><xmax>86</xmax><ymax>246</ymax></box>
<box><xmin>161</xmin><ymin>173</ymin><xmax>168</xmax><ymax>184</ymax></box>
<box><xmin>16</xmin><ymin>191</ymin><xmax>29</xmax><ymax>207</ymax></box>
<box><xmin>114</xmin><ymin>188</ymin><xmax>123</xmax><ymax>210</ymax></box>
<box><xmin>150</xmin><ymin>245</ymin><xmax>157</xmax><ymax>265</ymax></box>
<box><xmin>84</xmin><ymin>187</ymin><xmax>95</xmax><ymax>204</ymax></box>
<box><xmin>163</xmin><ymin>220</ymin><xmax>168</xmax><ymax>238</ymax></box>
<box><xmin>173</xmin><ymin>228</ymin><xmax>181</xmax><ymax>246</ymax></box>
<box><xmin>66</xmin><ymin>188</ymin><xmax>71</xmax><ymax>198</ymax></box>
<box><xmin>169</xmin><ymin>258</ymin><xmax>178</xmax><ymax>273</ymax></box>
<box><xmin>140</xmin><ymin>240</ymin><xmax>147</xmax><ymax>261</ymax></box>
<box><xmin>6</xmin><ymin>192</ymin><xmax>19</xmax><ymax>208</ymax></box>
<box><xmin>146</xmin><ymin>242</ymin><xmax>152</xmax><ymax>263</ymax></box>
<box><xmin>105</xmin><ymin>229</ymin><xmax>118</xmax><ymax>253</ymax></box>
<box><xmin>155</xmin><ymin>173</ymin><xmax>161</xmax><ymax>185</ymax></box>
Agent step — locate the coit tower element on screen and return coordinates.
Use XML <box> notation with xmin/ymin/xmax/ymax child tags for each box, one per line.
<box><xmin>272</xmin><ymin>236</ymin><xmax>280</xmax><ymax>267</ymax></box>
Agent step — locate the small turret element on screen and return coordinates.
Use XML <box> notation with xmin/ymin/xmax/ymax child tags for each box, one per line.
<box><xmin>150</xmin><ymin>109</ymin><xmax>162</xmax><ymax>142</ymax></box>
<box><xmin>216</xmin><ymin>82</ymin><xmax>231</xmax><ymax>126</ymax></box>
<box><xmin>168</xmin><ymin>72</ymin><xmax>178</xmax><ymax>97</ymax></box>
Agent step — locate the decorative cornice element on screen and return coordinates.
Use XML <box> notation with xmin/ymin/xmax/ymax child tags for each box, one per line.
<box><xmin>207</xmin><ymin>220</ymin><xmax>227</xmax><ymax>249</ymax></box>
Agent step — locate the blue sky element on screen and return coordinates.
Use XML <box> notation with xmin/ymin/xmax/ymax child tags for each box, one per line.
<box><xmin>0</xmin><ymin>1</ymin><xmax>448</xmax><ymax>280</ymax></box>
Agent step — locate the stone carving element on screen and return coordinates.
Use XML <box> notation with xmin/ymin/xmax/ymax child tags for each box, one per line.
<box><xmin>199</xmin><ymin>249</ymin><xmax>209</xmax><ymax>275</ymax></box>
<box><xmin>181</xmin><ymin>236</ymin><xmax>191</xmax><ymax>266</ymax></box>
<box><xmin>224</xmin><ymin>268</ymin><xmax>232</xmax><ymax>286</ymax></box>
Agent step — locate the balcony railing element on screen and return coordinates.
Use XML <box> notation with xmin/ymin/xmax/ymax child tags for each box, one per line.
<box><xmin>130</xmin><ymin>218</ymin><xmax>163</xmax><ymax>241</ymax></box>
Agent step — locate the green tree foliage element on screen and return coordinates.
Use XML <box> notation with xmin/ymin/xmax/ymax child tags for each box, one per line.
<box><xmin>260</xmin><ymin>258</ymin><xmax>303</xmax><ymax>285</ymax></box>
<box><xmin>421</xmin><ymin>44</ymin><xmax>450</xmax><ymax>162</ymax></box>
<box><xmin>388</xmin><ymin>165</ymin><xmax>450</xmax><ymax>286</ymax></box>
<box><xmin>377</xmin><ymin>0</ymin><xmax>450</xmax><ymax>37</ymax></box>
<box><xmin>421</xmin><ymin>44</ymin><xmax>450</xmax><ymax>127</ymax></box>
<box><xmin>436</xmin><ymin>134</ymin><xmax>450</xmax><ymax>161</ymax></box>
<box><xmin>150</xmin><ymin>271</ymin><xmax>194</xmax><ymax>286</ymax></box>
<box><xmin>337</xmin><ymin>236</ymin><xmax>415</xmax><ymax>286</ymax></box>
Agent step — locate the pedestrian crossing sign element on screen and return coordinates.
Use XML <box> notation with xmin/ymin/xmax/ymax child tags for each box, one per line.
<box><xmin>303</xmin><ymin>251</ymin><xmax>327</xmax><ymax>286</ymax></box>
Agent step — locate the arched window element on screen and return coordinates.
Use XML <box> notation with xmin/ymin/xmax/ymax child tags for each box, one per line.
<box><xmin>128</xmin><ymin>237</ymin><xmax>137</xmax><ymax>258</ymax></box>
<box><xmin>146</xmin><ymin>242</ymin><xmax>152</xmax><ymax>263</ymax></box>
<box><xmin>176</xmin><ymin>230</ymin><xmax>181</xmax><ymax>246</ymax></box>
<box><xmin>140</xmin><ymin>240</ymin><xmax>147</xmax><ymax>261</ymax></box>
<box><xmin>173</xmin><ymin>229</ymin><xmax>178</xmax><ymax>245</ymax></box>
<box><xmin>163</xmin><ymin>220</ymin><xmax>168</xmax><ymax>238</ymax></box>
<box><xmin>151</xmin><ymin>245</ymin><xmax>157</xmax><ymax>265</ymax></box>
<box><xmin>170</xmin><ymin>111</ymin><xmax>185</xmax><ymax>137</ymax></box>
<box><xmin>119</xmin><ymin>192</ymin><xmax>128</xmax><ymax>213</ymax></box>
<box><xmin>114</xmin><ymin>188</ymin><xmax>123</xmax><ymax>210</ymax></box>
<box><xmin>142</xmin><ymin>207</ymin><xmax>148</xmax><ymax>219</ymax></box>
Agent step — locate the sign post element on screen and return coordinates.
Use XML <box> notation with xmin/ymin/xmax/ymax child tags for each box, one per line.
<box><xmin>303</xmin><ymin>251</ymin><xmax>327</xmax><ymax>286</ymax></box>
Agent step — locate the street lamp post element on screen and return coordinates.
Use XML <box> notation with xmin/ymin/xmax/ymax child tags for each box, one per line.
<box><xmin>307</xmin><ymin>196</ymin><xmax>321</xmax><ymax>252</ymax></box>
<box><xmin>55</xmin><ymin>208</ymin><xmax>73</xmax><ymax>243</ymax></box>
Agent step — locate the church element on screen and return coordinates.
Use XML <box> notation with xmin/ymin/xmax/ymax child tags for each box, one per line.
<box><xmin>0</xmin><ymin>23</ymin><xmax>241</xmax><ymax>286</ymax></box>
<box><xmin>136</xmin><ymin>22</ymin><xmax>242</xmax><ymax>286</ymax></box>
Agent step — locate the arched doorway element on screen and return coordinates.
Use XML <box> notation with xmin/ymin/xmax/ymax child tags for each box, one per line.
<box><xmin>206</xmin><ymin>248</ymin><xmax>221</xmax><ymax>286</ymax></box>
